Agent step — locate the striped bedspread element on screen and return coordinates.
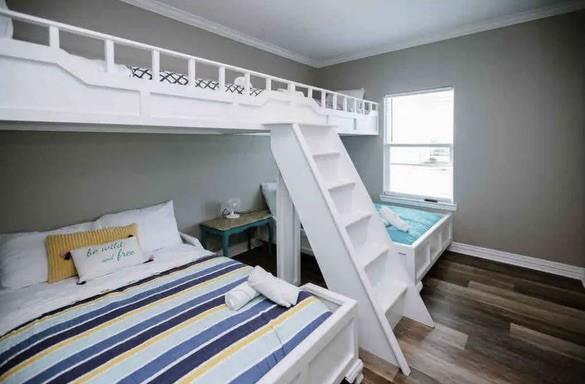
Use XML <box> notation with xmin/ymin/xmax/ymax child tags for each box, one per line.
<box><xmin>0</xmin><ymin>256</ymin><xmax>332</xmax><ymax>384</ymax></box>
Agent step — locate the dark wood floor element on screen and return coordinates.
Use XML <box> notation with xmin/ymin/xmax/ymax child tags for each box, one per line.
<box><xmin>234</xmin><ymin>246</ymin><xmax>585</xmax><ymax>384</ymax></box>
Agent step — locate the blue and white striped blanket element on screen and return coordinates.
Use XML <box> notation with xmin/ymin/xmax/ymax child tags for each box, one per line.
<box><xmin>0</xmin><ymin>256</ymin><xmax>331</xmax><ymax>383</ymax></box>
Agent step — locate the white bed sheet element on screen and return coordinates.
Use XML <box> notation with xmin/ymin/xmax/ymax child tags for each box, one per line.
<box><xmin>0</xmin><ymin>243</ymin><xmax>213</xmax><ymax>335</ymax></box>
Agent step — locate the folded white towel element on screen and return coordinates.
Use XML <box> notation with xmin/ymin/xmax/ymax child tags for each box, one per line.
<box><xmin>225</xmin><ymin>282</ymin><xmax>260</xmax><ymax>311</ymax></box>
<box><xmin>380</xmin><ymin>206</ymin><xmax>410</xmax><ymax>232</ymax></box>
<box><xmin>248</xmin><ymin>266</ymin><xmax>299</xmax><ymax>307</ymax></box>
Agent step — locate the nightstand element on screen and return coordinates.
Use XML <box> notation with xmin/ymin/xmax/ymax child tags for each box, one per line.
<box><xmin>200</xmin><ymin>210</ymin><xmax>273</xmax><ymax>258</ymax></box>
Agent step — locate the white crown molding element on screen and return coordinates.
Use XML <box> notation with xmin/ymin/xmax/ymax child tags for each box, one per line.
<box><xmin>315</xmin><ymin>0</ymin><xmax>585</xmax><ymax>67</ymax></box>
<box><xmin>120</xmin><ymin>0</ymin><xmax>585</xmax><ymax>69</ymax></box>
<box><xmin>118</xmin><ymin>0</ymin><xmax>318</xmax><ymax>67</ymax></box>
<box><xmin>449</xmin><ymin>242</ymin><xmax>585</xmax><ymax>284</ymax></box>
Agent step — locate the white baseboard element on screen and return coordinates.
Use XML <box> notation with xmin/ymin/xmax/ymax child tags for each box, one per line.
<box><xmin>449</xmin><ymin>242</ymin><xmax>585</xmax><ymax>283</ymax></box>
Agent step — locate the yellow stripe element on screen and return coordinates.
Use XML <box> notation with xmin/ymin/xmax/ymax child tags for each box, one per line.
<box><xmin>178</xmin><ymin>297</ymin><xmax>316</xmax><ymax>384</ymax></box>
<box><xmin>73</xmin><ymin>304</ymin><xmax>227</xmax><ymax>384</ymax></box>
<box><xmin>0</xmin><ymin>257</ymin><xmax>226</xmax><ymax>343</ymax></box>
<box><xmin>0</xmin><ymin>267</ymin><xmax>249</xmax><ymax>382</ymax></box>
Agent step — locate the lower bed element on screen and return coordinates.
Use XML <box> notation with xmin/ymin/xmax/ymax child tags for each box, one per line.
<box><xmin>0</xmin><ymin>255</ymin><xmax>344</xmax><ymax>384</ymax></box>
<box><xmin>374</xmin><ymin>203</ymin><xmax>453</xmax><ymax>290</ymax></box>
<box><xmin>296</xmin><ymin>203</ymin><xmax>452</xmax><ymax>289</ymax></box>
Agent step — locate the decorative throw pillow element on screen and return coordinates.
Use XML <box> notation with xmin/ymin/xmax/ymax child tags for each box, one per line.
<box><xmin>71</xmin><ymin>236</ymin><xmax>147</xmax><ymax>283</ymax></box>
<box><xmin>45</xmin><ymin>224</ymin><xmax>137</xmax><ymax>283</ymax></box>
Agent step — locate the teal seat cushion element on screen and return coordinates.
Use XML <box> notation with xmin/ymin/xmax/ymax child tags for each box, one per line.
<box><xmin>374</xmin><ymin>203</ymin><xmax>443</xmax><ymax>245</ymax></box>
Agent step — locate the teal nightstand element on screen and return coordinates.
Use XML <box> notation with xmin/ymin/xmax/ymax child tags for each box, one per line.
<box><xmin>200</xmin><ymin>210</ymin><xmax>273</xmax><ymax>258</ymax></box>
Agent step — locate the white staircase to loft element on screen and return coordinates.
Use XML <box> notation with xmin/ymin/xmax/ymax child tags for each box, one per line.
<box><xmin>268</xmin><ymin>122</ymin><xmax>434</xmax><ymax>375</ymax></box>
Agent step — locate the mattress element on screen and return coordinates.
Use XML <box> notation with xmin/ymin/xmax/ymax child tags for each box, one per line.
<box><xmin>0</xmin><ymin>256</ymin><xmax>331</xmax><ymax>384</ymax></box>
<box><xmin>126</xmin><ymin>66</ymin><xmax>265</xmax><ymax>96</ymax></box>
<box><xmin>375</xmin><ymin>203</ymin><xmax>443</xmax><ymax>245</ymax></box>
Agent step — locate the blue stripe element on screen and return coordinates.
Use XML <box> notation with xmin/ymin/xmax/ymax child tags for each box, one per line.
<box><xmin>0</xmin><ymin>258</ymin><xmax>235</xmax><ymax>365</ymax></box>
<box><xmin>230</xmin><ymin>311</ymin><xmax>331</xmax><ymax>384</ymax></box>
<box><xmin>48</xmin><ymin>295</ymin><xmax>227</xmax><ymax>384</ymax></box>
<box><xmin>0</xmin><ymin>262</ymin><xmax>245</xmax><ymax>376</ymax></box>
<box><xmin>119</xmin><ymin>299</ymin><xmax>276</xmax><ymax>384</ymax></box>
<box><xmin>25</xmin><ymin>277</ymin><xmax>246</xmax><ymax>384</ymax></box>
<box><xmin>145</xmin><ymin>293</ymin><xmax>312</xmax><ymax>384</ymax></box>
<box><xmin>145</xmin><ymin>303</ymin><xmax>291</xmax><ymax>384</ymax></box>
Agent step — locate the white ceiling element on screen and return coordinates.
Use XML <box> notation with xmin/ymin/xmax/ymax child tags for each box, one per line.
<box><xmin>121</xmin><ymin>0</ymin><xmax>585</xmax><ymax>67</ymax></box>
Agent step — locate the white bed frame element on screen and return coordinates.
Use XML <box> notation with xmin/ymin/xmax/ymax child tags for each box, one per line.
<box><xmin>0</xmin><ymin>9</ymin><xmax>378</xmax><ymax>136</ymax></box>
<box><xmin>299</xmin><ymin>212</ymin><xmax>453</xmax><ymax>291</ymax></box>
<box><xmin>0</xmin><ymin>9</ymin><xmax>369</xmax><ymax>384</ymax></box>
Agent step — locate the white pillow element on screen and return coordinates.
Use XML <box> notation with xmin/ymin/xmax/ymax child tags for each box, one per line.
<box><xmin>260</xmin><ymin>182</ymin><xmax>277</xmax><ymax>217</ymax></box>
<box><xmin>95</xmin><ymin>201</ymin><xmax>182</xmax><ymax>256</ymax></box>
<box><xmin>71</xmin><ymin>236</ymin><xmax>147</xmax><ymax>283</ymax></box>
<box><xmin>0</xmin><ymin>0</ymin><xmax>13</xmax><ymax>39</ymax></box>
<box><xmin>0</xmin><ymin>221</ymin><xmax>94</xmax><ymax>289</ymax></box>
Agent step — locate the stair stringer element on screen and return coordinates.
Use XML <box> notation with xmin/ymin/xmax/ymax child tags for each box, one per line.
<box><xmin>268</xmin><ymin>123</ymin><xmax>432</xmax><ymax>375</ymax></box>
<box><xmin>332</xmin><ymin>131</ymin><xmax>435</xmax><ymax>329</ymax></box>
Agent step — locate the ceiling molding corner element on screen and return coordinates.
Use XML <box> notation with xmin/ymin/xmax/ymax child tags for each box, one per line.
<box><xmin>314</xmin><ymin>0</ymin><xmax>585</xmax><ymax>68</ymax></box>
<box><xmin>119</xmin><ymin>0</ymin><xmax>319</xmax><ymax>67</ymax></box>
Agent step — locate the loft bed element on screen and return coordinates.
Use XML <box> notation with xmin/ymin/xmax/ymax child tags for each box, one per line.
<box><xmin>0</xmin><ymin>9</ymin><xmax>378</xmax><ymax>135</ymax></box>
<box><xmin>0</xmin><ymin>8</ymin><xmax>369</xmax><ymax>384</ymax></box>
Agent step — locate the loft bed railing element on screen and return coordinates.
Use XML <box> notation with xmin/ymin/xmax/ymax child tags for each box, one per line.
<box><xmin>0</xmin><ymin>9</ymin><xmax>377</xmax><ymax>114</ymax></box>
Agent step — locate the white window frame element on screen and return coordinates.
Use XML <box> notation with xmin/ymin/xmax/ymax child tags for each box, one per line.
<box><xmin>381</xmin><ymin>87</ymin><xmax>457</xmax><ymax>211</ymax></box>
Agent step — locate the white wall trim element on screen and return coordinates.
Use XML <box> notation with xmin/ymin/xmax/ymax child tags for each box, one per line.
<box><xmin>315</xmin><ymin>0</ymin><xmax>585</xmax><ymax>67</ymax></box>
<box><xmin>118</xmin><ymin>0</ymin><xmax>318</xmax><ymax>67</ymax></box>
<box><xmin>449</xmin><ymin>242</ymin><xmax>585</xmax><ymax>283</ymax></box>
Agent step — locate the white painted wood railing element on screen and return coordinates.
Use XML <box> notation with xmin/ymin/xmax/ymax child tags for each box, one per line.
<box><xmin>0</xmin><ymin>9</ymin><xmax>378</xmax><ymax>114</ymax></box>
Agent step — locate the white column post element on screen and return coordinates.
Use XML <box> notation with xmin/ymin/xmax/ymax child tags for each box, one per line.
<box><xmin>104</xmin><ymin>40</ymin><xmax>115</xmax><ymax>73</ymax></box>
<box><xmin>276</xmin><ymin>172</ymin><xmax>301</xmax><ymax>285</ymax></box>
<box><xmin>218</xmin><ymin>66</ymin><xmax>226</xmax><ymax>91</ymax></box>
<box><xmin>151</xmin><ymin>50</ymin><xmax>160</xmax><ymax>82</ymax></box>
<box><xmin>48</xmin><ymin>26</ymin><xmax>59</xmax><ymax>49</ymax></box>
<box><xmin>187</xmin><ymin>58</ymin><xmax>196</xmax><ymax>85</ymax></box>
<box><xmin>244</xmin><ymin>72</ymin><xmax>250</xmax><ymax>94</ymax></box>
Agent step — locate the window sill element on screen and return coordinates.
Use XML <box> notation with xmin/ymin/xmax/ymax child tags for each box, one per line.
<box><xmin>379</xmin><ymin>194</ymin><xmax>457</xmax><ymax>212</ymax></box>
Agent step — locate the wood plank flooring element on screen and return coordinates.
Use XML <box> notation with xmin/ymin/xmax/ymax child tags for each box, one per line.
<box><xmin>234</xmin><ymin>246</ymin><xmax>585</xmax><ymax>384</ymax></box>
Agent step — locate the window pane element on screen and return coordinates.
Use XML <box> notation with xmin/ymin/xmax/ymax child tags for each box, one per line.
<box><xmin>389</xmin><ymin>89</ymin><xmax>453</xmax><ymax>144</ymax></box>
<box><xmin>390</xmin><ymin>146</ymin><xmax>451</xmax><ymax>166</ymax></box>
<box><xmin>389</xmin><ymin>147</ymin><xmax>452</xmax><ymax>199</ymax></box>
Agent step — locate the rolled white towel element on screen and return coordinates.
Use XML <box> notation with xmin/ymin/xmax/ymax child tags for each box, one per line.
<box><xmin>380</xmin><ymin>206</ymin><xmax>410</xmax><ymax>232</ymax></box>
<box><xmin>248</xmin><ymin>266</ymin><xmax>299</xmax><ymax>307</ymax></box>
<box><xmin>225</xmin><ymin>282</ymin><xmax>260</xmax><ymax>311</ymax></box>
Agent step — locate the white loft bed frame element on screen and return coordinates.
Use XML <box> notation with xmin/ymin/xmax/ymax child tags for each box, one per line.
<box><xmin>0</xmin><ymin>9</ymin><xmax>369</xmax><ymax>384</ymax></box>
<box><xmin>0</xmin><ymin>9</ymin><xmax>378</xmax><ymax>136</ymax></box>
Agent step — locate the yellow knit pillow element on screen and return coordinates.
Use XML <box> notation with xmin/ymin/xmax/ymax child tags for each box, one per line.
<box><xmin>45</xmin><ymin>224</ymin><xmax>138</xmax><ymax>283</ymax></box>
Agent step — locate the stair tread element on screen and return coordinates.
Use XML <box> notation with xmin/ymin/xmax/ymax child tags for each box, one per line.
<box><xmin>360</xmin><ymin>242</ymin><xmax>390</xmax><ymax>266</ymax></box>
<box><xmin>374</xmin><ymin>281</ymin><xmax>408</xmax><ymax>314</ymax></box>
<box><xmin>327</xmin><ymin>178</ymin><xmax>356</xmax><ymax>191</ymax></box>
<box><xmin>342</xmin><ymin>210</ymin><xmax>372</xmax><ymax>227</ymax></box>
<box><xmin>313</xmin><ymin>150</ymin><xmax>341</xmax><ymax>158</ymax></box>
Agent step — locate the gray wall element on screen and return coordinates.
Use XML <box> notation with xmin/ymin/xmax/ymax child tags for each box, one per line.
<box><xmin>0</xmin><ymin>131</ymin><xmax>275</xmax><ymax>236</ymax></box>
<box><xmin>0</xmin><ymin>0</ymin><xmax>318</xmax><ymax>237</ymax></box>
<box><xmin>319</xmin><ymin>11</ymin><xmax>585</xmax><ymax>267</ymax></box>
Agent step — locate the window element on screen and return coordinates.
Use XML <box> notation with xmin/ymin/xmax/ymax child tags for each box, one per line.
<box><xmin>383</xmin><ymin>88</ymin><xmax>454</xmax><ymax>205</ymax></box>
